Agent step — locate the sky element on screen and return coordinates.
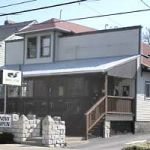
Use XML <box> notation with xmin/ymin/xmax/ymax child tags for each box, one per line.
<box><xmin>0</xmin><ymin>0</ymin><xmax>150</xmax><ymax>31</ymax></box>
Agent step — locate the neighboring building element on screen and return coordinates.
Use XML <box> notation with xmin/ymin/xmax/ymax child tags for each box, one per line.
<box><xmin>1</xmin><ymin>18</ymin><xmax>149</xmax><ymax>138</ymax></box>
<box><xmin>0</xmin><ymin>20</ymin><xmax>36</xmax><ymax>66</ymax></box>
<box><xmin>135</xmin><ymin>43</ymin><xmax>150</xmax><ymax>132</ymax></box>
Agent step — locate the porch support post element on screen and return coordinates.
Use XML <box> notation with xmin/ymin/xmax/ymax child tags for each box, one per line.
<box><xmin>4</xmin><ymin>84</ymin><xmax>7</xmax><ymax>114</ymax></box>
<box><xmin>105</xmin><ymin>73</ymin><xmax>108</xmax><ymax>113</ymax></box>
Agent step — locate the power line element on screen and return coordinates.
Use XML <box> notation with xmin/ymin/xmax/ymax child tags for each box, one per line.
<box><xmin>0</xmin><ymin>0</ymin><xmax>149</xmax><ymax>21</ymax></box>
<box><xmin>82</xmin><ymin>3</ymin><xmax>122</xmax><ymax>26</ymax></box>
<box><xmin>0</xmin><ymin>0</ymin><xmax>88</xmax><ymax>16</ymax></box>
<box><xmin>0</xmin><ymin>0</ymin><xmax>37</xmax><ymax>9</ymax></box>
<box><xmin>64</xmin><ymin>8</ymin><xmax>150</xmax><ymax>22</ymax></box>
<box><xmin>140</xmin><ymin>0</ymin><xmax>150</xmax><ymax>8</ymax></box>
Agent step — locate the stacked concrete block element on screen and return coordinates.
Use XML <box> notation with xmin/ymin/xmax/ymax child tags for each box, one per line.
<box><xmin>13</xmin><ymin>115</ymin><xmax>41</xmax><ymax>142</ymax></box>
<box><xmin>42</xmin><ymin>116</ymin><xmax>66</xmax><ymax>148</ymax></box>
<box><xmin>103</xmin><ymin>120</ymin><xmax>110</xmax><ymax>138</ymax></box>
<box><xmin>27</xmin><ymin>117</ymin><xmax>41</xmax><ymax>139</ymax></box>
<box><xmin>0</xmin><ymin>114</ymin><xmax>40</xmax><ymax>143</ymax></box>
<box><xmin>13</xmin><ymin>115</ymin><xmax>30</xmax><ymax>143</ymax></box>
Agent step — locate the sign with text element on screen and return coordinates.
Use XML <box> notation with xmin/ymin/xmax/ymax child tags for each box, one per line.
<box><xmin>3</xmin><ymin>69</ymin><xmax>22</xmax><ymax>86</ymax></box>
<box><xmin>0</xmin><ymin>114</ymin><xmax>11</xmax><ymax>128</ymax></box>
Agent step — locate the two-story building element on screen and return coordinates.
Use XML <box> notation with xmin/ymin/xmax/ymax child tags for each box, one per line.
<box><xmin>1</xmin><ymin>18</ymin><xmax>150</xmax><ymax>138</ymax></box>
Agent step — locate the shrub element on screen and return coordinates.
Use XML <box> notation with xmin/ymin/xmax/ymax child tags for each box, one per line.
<box><xmin>0</xmin><ymin>132</ymin><xmax>14</xmax><ymax>144</ymax></box>
<box><xmin>122</xmin><ymin>144</ymin><xmax>150</xmax><ymax>150</ymax></box>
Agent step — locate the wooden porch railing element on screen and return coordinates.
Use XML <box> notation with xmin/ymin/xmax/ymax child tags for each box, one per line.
<box><xmin>107</xmin><ymin>96</ymin><xmax>133</xmax><ymax>113</ymax></box>
<box><xmin>85</xmin><ymin>95</ymin><xmax>134</xmax><ymax>139</ymax></box>
<box><xmin>85</xmin><ymin>96</ymin><xmax>106</xmax><ymax>140</ymax></box>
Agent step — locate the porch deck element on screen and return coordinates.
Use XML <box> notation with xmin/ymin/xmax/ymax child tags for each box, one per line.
<box><xmin>85</xmin><ymin>95</ymin><xmax>134</xmax><ymax>139</ymax></box>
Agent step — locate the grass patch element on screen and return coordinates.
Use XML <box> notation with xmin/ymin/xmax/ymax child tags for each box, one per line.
<box><xmin>122</xmin><ymin>142</ymin><xmax>150</xmax><ymax>150</ymax></box>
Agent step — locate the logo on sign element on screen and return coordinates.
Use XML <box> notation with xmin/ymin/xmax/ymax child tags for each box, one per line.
<box><xmin>8</xmin><ymin>72</ymin><xmax>19</xmax><ymax>78</ymax></box>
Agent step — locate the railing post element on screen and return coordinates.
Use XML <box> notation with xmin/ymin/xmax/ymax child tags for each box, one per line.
<box><xmin>85</xmin><ymin>115</ymin><xmax>89</xmax><ymax>140</ymax></box>
<box><xmin>105</xmin><ymin>73</ymin><xmax>108</xmax><ymax>113</ymax></box>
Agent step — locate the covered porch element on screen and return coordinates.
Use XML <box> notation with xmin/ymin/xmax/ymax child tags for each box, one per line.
<box><xmin>0</xmin><ymin>55</ymin><xmax>138</xmax><ymax>137</ymax></box>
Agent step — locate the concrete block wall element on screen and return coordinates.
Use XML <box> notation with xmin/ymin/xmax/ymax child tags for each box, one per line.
<box><xmin>0</xmin><ymin>114</ymin><xmax>41</xmax><ymax>143</ymax></box>
<box><xmin>42</xmin><ymin>116</ymin><xmax>66</xmax><ymax>148</ymax></box>
<box><xmin>135</xmin><ymin>121</ymin><xmax>150</xmax><ymax>133</ymax></box>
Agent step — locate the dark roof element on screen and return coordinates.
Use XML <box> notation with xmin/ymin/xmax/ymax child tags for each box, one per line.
<box><xmin>141</xmin><ymin>43</ymin><xmax>150</xmax><ymax>68</ymax></box>
<box><xmin>0</xmin><ymin>20</ymin><xmax>35</xmax><ymax>41</ymax></box>
<box><xmin>18</xmin><ymin>18</ymin><xmax>96</xmax><ymax>34</ymax></box>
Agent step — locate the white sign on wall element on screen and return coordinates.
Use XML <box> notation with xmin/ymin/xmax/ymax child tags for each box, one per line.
<box><xmin>3</xmin><ymin>69</ymin><xmax>22</xmax><ymax>86</ymax></box>
<box><xmin>0</xmin><ymin>114</ymin><xmax>11</xmax><ymax>128</ymax></box>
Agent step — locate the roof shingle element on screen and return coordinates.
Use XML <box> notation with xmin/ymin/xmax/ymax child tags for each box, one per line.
<box><xmin>141</xmin><ymin>43</ymin><xmax>150</xmax><ymax>67</ymax></box>
<box><xmin>0</xmin><ymin>20</ymin><xmax>35</xmax><ymax>41</ymax></box>
<box><xmin>18</xmin><ymin>18</ymin><xmax>96</xmax><ymax>34</ymax></box>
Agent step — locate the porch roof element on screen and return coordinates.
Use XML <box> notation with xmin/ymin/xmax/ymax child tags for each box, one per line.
<box><xmin>3</xmin><ymin>55</ymin><xmax>138</xmax><ymax>77</ymax></box>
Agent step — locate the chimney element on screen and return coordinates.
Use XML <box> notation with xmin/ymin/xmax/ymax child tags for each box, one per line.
<box><xmin>4</xmin><ymin>20</ymin><xmax>15</xmax><ymax>25</ymax></box>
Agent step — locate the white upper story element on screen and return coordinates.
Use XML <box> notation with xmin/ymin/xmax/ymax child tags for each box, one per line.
<box><xmin>5</xmin><ymin>20</ymin><xmax>141</xmax><ymax>66</ymax></box>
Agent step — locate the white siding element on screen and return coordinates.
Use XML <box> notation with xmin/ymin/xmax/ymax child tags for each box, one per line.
<box><xmin>24</xmin><ymin>32</ymin><xmax>54</xmax><ymax>64</ymax></box>
<box><xmin>6</xmin><ymin>40</ymin><xmax>24</xmax><ymax>65</ymax></box>
<box><xmin>0</xmin><ymin>42</ymin><xmax>5</xmax><ymax>66</ymax></box>
<box><xmin>108</xmin><ymin>60</ymin><xmax>137</xmax><ymax>79</ymax></box>
<box><xmin>56</xmin><ymin>29</ymin><xmax>139</xmax><ymax>61</ymax></box>
<box><xmin>136</xmin><ymin>58</ymin><xmax>150</xmax><ymax>121</ymax></box>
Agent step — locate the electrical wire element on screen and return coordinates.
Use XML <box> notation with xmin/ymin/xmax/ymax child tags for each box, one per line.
<box><xmin>140</xmin><ymin>0</ymin><xmax>150</xmax><ymax>8</ymax></box>
<box><xmin>82</xmin><ymin>3</ymin><xmax>122</xmax><ymax>26</ymax></box>
<box><xmin>0</xmin><ymin>0</ymin><xmax>38</xmax><ymax>9</ymax></box>
<box><xmin>0</xmin><ymin>0</ymin><xmax>88</xmax><ymax>16</ymax></box>
<box><xmin>64</xmin><ymin>8</ymin><xmax>150</xmax><ymax>22</ymax></box>
<box><xmin>0</xmin><ymin>0</ymin><xmax>149</xmax><ymax>22</ymax></box>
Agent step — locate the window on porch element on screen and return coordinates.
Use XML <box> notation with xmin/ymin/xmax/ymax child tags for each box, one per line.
<box><xmin>22</xmin><ymin>80</ymin><xmax>33</xmax><ymax>97</ymax></box>
<box><xmin>108</xmin><ymin>76</ymin><xmax>134</xmax><ymax>97</ymax></box>
<box><xmin>8</xmin><ymin>86</ymin><xmax>20</xmax><ymax>97</ymax></box>
<box><xmin>145</xmin><ymin>81</ymin><xmax>150</xmax><ymax>98</ymax></box>
<box><xmin>0</xmin><ymin>84</ymin><xmax>3</xmax><ymax>98</ymax></box>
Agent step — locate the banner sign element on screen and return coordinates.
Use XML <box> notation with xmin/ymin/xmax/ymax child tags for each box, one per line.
<box><xmin>3</xmin><ymin>69</ymin><xmax>22</xmax><ymax>86</ymax></box>
<box><xmin>0</xmin><ymin>114</ymin><xmax>11</xmax><ymax>128</ymax></box>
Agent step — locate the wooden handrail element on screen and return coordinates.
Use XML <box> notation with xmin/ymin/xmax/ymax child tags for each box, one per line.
<box><xmin>85</xmin><ymin>96</ymin><xmax>106</xmax><ymax>116</ymax></box>
<box><xmin>107</xmin><ymin>95</ymin><xmax>134</xmax><ymax>100</ymax></box>
<box><xmin>85</xmin><ymin>96</ymin><xmax>106</xmax><ymax>139</ymax></box>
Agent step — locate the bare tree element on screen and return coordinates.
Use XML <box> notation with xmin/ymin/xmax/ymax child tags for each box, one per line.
<box><xmin>143</xmin><ymin>27</ymin><xmax>150</xmax><ymax>45</ymax></box>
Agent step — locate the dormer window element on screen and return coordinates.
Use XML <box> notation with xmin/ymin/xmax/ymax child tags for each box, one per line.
<box><xmin>27</xmin><ymin>37</ymin><xmax>37</xmax><ymax>58</ymax></box>
<box><xmin>40</xmin><ymin>35</ymin><xmax>51</xmax><ymax>57</ymax></box>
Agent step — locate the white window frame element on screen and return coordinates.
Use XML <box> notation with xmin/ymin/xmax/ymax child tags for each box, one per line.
<box><xmin>40</xmin><ymin>35</ymin><xmax>51</xmax><ymax>57</ymax></box>
<box><xmin>27</xmin><ymin>36</ymin><xmax>37</xmax><ymax>59</ymax></box>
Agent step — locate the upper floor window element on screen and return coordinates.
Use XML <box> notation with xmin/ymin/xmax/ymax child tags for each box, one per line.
<box><xmin>145</xmin><ymin>81</ymin><xmax>150</xmax><ymax>98</ymax></box>
<box><xmin>40</xmin><ymin>36</ymin><xmax>51</xmax><ymax>57</ymax></box>
<box><xmin>27</xmin><ymin>37</ymin><xmax>37</xmax><ymax>58</ymax></box>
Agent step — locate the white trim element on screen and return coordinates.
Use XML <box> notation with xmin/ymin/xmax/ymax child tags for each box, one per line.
<box><xmin>22</xmin><ymin>55</ymin><xmax>139</xmax><ymax>77</ymax></box>
<box><xmin>17</xmin><ymin>27</ymin><xmax>71</xmax><ymax>35</ymax></box>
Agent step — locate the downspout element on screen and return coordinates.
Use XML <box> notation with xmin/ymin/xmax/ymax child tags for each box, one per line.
<box><xmin>23</xmin><ymin>34</ymin><xmax>25</xmax><ymax>65</ymax></box>
<box><xmin>52</xmin><ymin>31</ymin><xmax>56</xmax><ymax>62</ymax></box>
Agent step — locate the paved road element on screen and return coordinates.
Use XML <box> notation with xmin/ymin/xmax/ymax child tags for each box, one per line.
<box><xmin>0</xmin><ymin>134</ymin><xmax>150</xmax><ymax>150</ymax></box>
<box><xmin>68</xmin><ymin>134</ymin><xmax>150</xmax><ymax>150</ymax></box>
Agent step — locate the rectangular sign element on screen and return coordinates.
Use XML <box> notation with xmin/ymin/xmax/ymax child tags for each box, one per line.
<box><xmin>0</xmin><ymin>114</ymin><xmax>11</xmax><ymax>128</ymax></box>
<box><xmin>3</xmin><ymin>69</ymin><xmax>22</xmax><ymax>86</ymax></box>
